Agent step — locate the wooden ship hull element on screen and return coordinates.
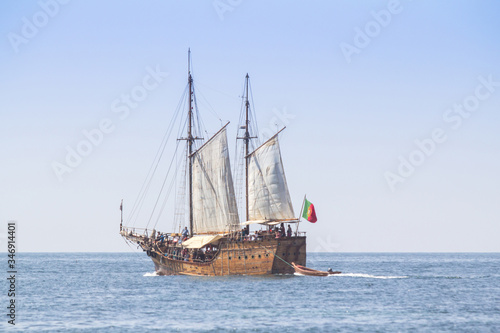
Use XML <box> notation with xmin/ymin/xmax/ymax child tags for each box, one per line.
<box><xmin>134</xmin><ymin>235</ymin><xmax>306</xmax><ymax>276</ymax></box>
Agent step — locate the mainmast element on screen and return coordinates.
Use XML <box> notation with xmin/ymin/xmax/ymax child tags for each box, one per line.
<box><xmin>244</xmin><ymin>74</ymin><xmax>250</xmax><ymax>222</ymax></box>
<box><xmin>238</xmin><ymin>73</ymin><xmax>257</xmax><ymax>225</ymax></box>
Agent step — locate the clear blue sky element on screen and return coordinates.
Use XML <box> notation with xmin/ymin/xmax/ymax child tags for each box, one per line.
<box><xmin>1</xmin><ymin>0</ymin><xmax>499</xmax><ymax>252</ymax></box>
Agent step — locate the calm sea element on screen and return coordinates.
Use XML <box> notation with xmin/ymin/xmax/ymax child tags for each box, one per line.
<box><xmin>4</xmin><ymin>252</ymin><xmax>500</xmax><ymax>332</ymax></box>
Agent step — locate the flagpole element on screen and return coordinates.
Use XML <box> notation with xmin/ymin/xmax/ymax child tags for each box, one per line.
<box><xmin>120</xmin><ymin>199</ymin><xmax>123</xmax><ymax>232</ymax></box>
<box><xmin>296</xmin><ymin>195</ymin><xmax>306</xmax><ymax>236</ymax></box>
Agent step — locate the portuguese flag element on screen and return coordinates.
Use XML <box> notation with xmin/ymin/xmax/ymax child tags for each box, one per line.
<box><xmin>302</xmin><ymin>198</ymin><xmax>317</xmax><ymax>223</ymax></box>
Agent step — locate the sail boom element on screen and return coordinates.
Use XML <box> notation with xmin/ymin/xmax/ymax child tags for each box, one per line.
<box><xmin>246</xmin><ymin>127</ymin><xmax>286</xmax><ymax>158</ymax></box>
<box><xmin>242</xmin><ymin>219</ymin><xmax>300</xmax><ymax>226</ymax></box>
<box><xmin>190</xmin><ymin>122</ymin><xmax>230</xmax><ymax>157</ymax></box>
<box><xmin>246</xmin><ymin>133</ymin><xmax>295</xmax><ymax>222</ymax></box>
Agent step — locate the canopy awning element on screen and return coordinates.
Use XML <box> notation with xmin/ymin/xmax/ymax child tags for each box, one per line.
<box><xmin>242</xmin><ymin>219</ymin><xmax>300</xmax><ymax>226</ymax></box>
<box><xmin>182</xmin><ymin>235</ymin><xmax>223</xmax><ymax>249</ymax></box>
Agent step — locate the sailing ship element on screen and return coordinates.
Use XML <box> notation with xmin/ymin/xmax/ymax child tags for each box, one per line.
<box><xmin>120</xmin><ymin>50</ymin><xmax>307</xmax><ymax>275</ymax></box>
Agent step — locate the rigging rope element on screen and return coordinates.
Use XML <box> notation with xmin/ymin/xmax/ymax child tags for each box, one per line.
<box><xmin>121</xmin><ymin>235</ymin><xmax>142</xmax><ymax>255</ymax></box>
<box><xmin>145</xmin><ymin>140</ymin><xmax>181</xmax><ymax>230</ymax></box>
<box><xmin>258</xmin><ymin>244</ymin><xmax>294</xmax><ymax>268</ymax></box>
<box><xmin>153</xmin><ymin>143</ymin><xmax>186</xmax><ymax>229</ymax></box>
<box><xmin>248</xmin><ymin>78</ymin><xmax>260</xmax><ymax>149</ymax></box>
<box><xmin>193</xmin><ymin>80</ymin><xmax>222</xmax><ymax>123</ymax></box>
<box><xmin>128</xmin><ymin>85</ymin><xmax>189</xmax><ymax>227</ymax></box>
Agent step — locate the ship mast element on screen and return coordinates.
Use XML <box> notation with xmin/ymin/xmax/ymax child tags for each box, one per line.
<box><xmin>188</xmin><ymin>49</ymin><xmax>194</xmax><ymax>236</ymax></box>
<box><xmin>238</xmin><ymin>73</ymin><xmax>257</xmax><ymax>226</ymax></box>
<box><xmin>179</xmin><ymin>49</ymin><xmax>203</xmax><ymax>236</ymax></box>
<box><xmin>244</xmin><ymin>74</ymin><xmax>250</xmax><ymax>223</ymax></box>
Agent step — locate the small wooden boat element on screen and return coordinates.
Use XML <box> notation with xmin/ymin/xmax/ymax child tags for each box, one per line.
<box><xmin>292</xmin><ymin>262</ymin><xmax>341</xmax><ymax>276</ymax></box>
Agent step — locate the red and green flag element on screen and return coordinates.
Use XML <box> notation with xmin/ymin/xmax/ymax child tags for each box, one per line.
<box><xmin>302</xmin><ymin>198</ymin><xmax>317</xmax><ymax>223</ymax></box>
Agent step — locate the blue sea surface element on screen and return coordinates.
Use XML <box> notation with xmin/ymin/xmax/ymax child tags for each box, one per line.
<box><xmin>4</xmin><ymin>252</ymin><xmax>500</xmax><ymax>332</ymax></box>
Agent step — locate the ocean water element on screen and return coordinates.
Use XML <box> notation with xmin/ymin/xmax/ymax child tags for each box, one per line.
<box><xmin>4</xmin><ymin>252</ymin><xmax>500</xmax><ymax>332</ymax></box>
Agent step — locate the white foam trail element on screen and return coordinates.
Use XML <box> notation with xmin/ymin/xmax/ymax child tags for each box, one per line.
<box><xmin>294</xmin><ymin>272</ymin><xmax>407</xmax><ymax>279</ymax></box>
<box><xmin>333</xmin><ymin>273</ymin><xmax>408</xmax><ymax>279</ymax></box>
<box><xmin>143</xmin><ymin>272</ymin><xmax>159</xmax><ymax>277</ymax></box>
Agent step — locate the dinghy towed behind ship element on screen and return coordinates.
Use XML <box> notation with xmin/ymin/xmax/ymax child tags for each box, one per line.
<box><xmin>120</xmin><ymin>50</ymin><xmax>309</xmax><ymax>276</ymax></box>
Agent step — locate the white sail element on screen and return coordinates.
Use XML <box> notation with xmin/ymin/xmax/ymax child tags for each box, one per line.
<box><xmin>247</xmin><ymin>135</ymin><xmax>295</xmax><ymax>222</ymax></box>
<box><xmin>192</xmin><ymin>127</ymin><xmax>240</xmax><ymax>234</ymax></box>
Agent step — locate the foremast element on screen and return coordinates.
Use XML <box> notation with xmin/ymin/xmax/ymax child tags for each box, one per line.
<box><xmin>182</xmin><ymin>48</ymin><xmax>203</xmax><ymax>236</ymax></box>
<box><xmin>185</xmin><ymin>51</ymin><xmax>240</xmax><ymax>235</ymax></box>
<box><xmin>188</xmin><ymin>49</ymin><xmax>194</xmax><ymax>237</ymax></box>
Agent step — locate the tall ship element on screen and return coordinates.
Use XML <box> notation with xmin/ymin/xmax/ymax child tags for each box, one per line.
<box><xmin>120</xmin><ymin>50</ymin><xmax>309</xmax><ymax>275</ymax></box>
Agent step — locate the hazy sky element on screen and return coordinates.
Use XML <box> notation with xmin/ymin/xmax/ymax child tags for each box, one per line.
<box><xmin>1</xmin><ymin>1</ymin><xmax>499</xmax><ymax>252</ymax></box>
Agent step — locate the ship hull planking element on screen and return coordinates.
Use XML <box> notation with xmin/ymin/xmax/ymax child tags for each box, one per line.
<box><xmin>145</xmin><ymin>237</ymin><xmax>306</xmax><ymax>276</ymax></box>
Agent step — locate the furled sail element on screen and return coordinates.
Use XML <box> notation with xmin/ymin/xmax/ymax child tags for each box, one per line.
<box><xmin>247</xmin><ymin>133</ymin><xmax>295</xmax><ymax>222</ymax></box>
<box><xmin>192</xmin><ymin>126</ymin><xmax>240</xmax><ymax>234</ymax></box>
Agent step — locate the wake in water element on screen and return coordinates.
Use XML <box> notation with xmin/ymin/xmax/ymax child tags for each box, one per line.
<box><xmin>143</xmin><ymin>272</ymin><xmax>159</xmax><ymax>277</ymax></box>
<box><xmin>294</xmin><ymin>272</ymin><xmax>407</xmax><ymax>279</ymax></box>
<box><xmin>332</xmin><ymin>273</ymin><xmax>408</xmax><ymax>279</ymax></box>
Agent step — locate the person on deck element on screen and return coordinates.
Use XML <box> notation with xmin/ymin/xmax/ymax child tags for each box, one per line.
<box><xmin>183</xmin><ymin>249</ymin><xmax>190</xmax><ymax>261</ymax></box>
<box><xmin>287</xmin><ymin>225</ymin><xmax>292</xmax><ymax>238</ymax></box>
<box><xmin>256</xmin><ymin>230</ymin><xmax>263</xmax><ymax>240</ymax></box>
<box><xmin>182</xmin><ymin>227</ymin><xmax>189</xmax><ymax>240</ymax></box>
<box><xmin>156</xmin><ymin>233</ymin><xmax>165</xmax><ymax>244</ymax></box>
